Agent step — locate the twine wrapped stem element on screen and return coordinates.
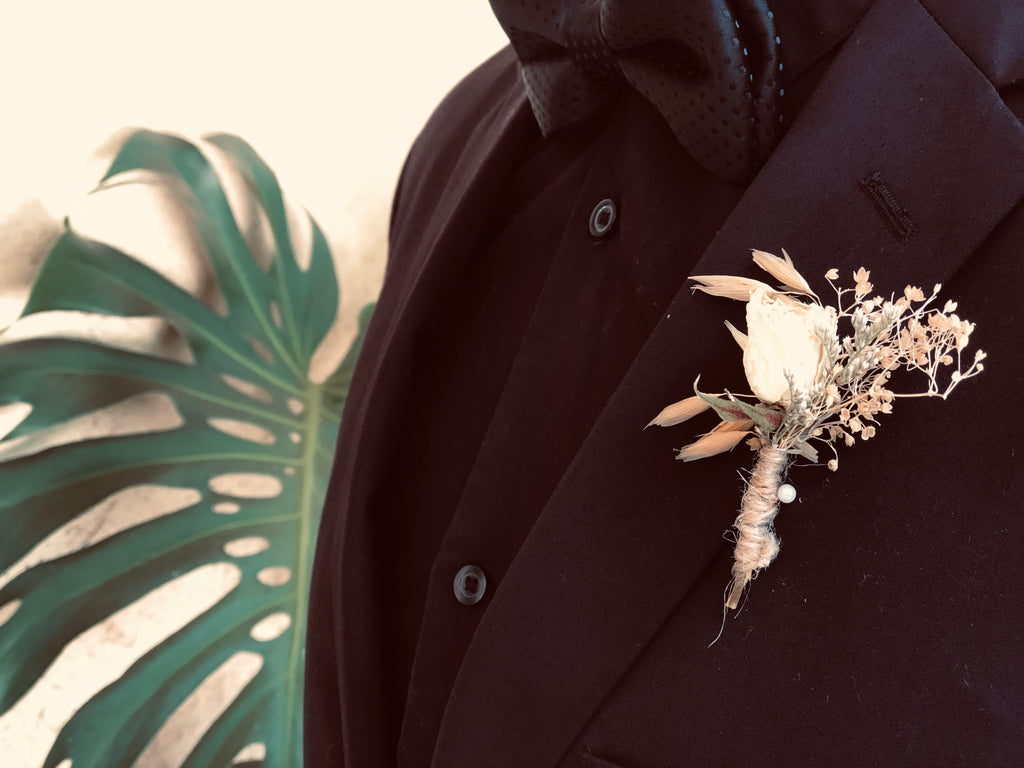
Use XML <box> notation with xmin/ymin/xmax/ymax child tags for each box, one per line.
<box><xmin>726</xmin><ymin>446</ymin><xmax>789</xmax><ymax>609</ymax></box>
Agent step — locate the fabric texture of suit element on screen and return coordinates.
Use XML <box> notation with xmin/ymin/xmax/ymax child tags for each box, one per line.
<box><xmin>306</xmin><ymin>0</ymin><xmax>1024</xmax><ymax>764</ymax></box>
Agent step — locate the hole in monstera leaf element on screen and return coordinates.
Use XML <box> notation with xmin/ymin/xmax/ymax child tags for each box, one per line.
<box><xmin>0</xmin><ymin>485</ymin><xmax>203</xmax><ymax>592</ymax></box>
<box><xmin>0</xmin><ymin>312</ymin><xmax>195</xmax><ymax>365</ymax></box>
<box><xmin>0</xmin><ymin>563</ymin><xmax>240</xmax><ymax>765</ymax></box>
<box><xmin>133</xmin><ymin>651</ymin><xmax>263</xmax><ymax>768</ymax></box>
<box><xmin>0</xmin><ymin>599</ymin><xmax>22</xmax><ymax>629</ymax></box>
<box><xmin>219</xmin><ymin>374</ymin><xmax>273</xmax><ymax>404</ymax></box>
<box><xmin>54</xmin><ymin>760</ymin><xmax>71</xmax><ymax>768</ymax></box>
<box><xmin>232</xmin><ymin>743</ymin><xmax>267</xmax><ymax>764</ymax></box>
<box><xmin>257</xmin><ymin>566</ymin><xmax>291</xmax><ymax>587</ymax></box>
<box><xmin>72</xmin><ymin>178</ymin><xmax>230</xmax><ymax>317</ymax></box>
<box><xmin>207</xmin><ymin>417</ymin><xmax>276</xmax><ymax>446</ymax></box>
<box><xmin>289</xmin><ymin>431</ymin><xmax>301</xmax><ymax>444</ymax></box>
<box><xmin>0</xmin><ymin>391</ymin><xmax>183</xmax><ymax>463</ymax></box>
<box><xmin>209</xmin><ymin>473</ymin><xmax>282</xmax><ymax>498</ymax></box>
<box><xmin>283</xmin><ymin>467</ymin><xmax>296</xmax><ymax>477</ymax></box>
<box><xmin>249</xmin><ymin>612</ymin><xmax>291</xmax><ymax>642</ymax></box>
<box><xmin>0</xmin><ymin>402</ymin><xmax>32</xmax><ymax>441</ymax></box>
<box><xmin>286</xmin><ymin>398</ymin><xmax>304</xmax><ymax>415</ymax></box>
<box><xmin>246</xmin><ymin>336</ymin><xmax>274</xmax><ymax>365</ymax></box>
<box><xmin>286</xmin><ymin>193</ymin><xmax>314</xmax><ymax>271</ymax></box>
<box><xmin>223</xmin><ymin>537</ymin><xmax>270</xmax><ymax>558</ymax></box>
<box><xmin>201</xmin><ymin>141</ymin><xmax>276</xmax><ymax>273</ymax></box>
<box><xmin>270</xmin><ymin>301</ymin><xmax>283</xmax><ymax>329</ymax></box>
<box><xmin>212</xmin><ymin>502</ymin><xmax>241</xmax><ymax>515</ymax></box>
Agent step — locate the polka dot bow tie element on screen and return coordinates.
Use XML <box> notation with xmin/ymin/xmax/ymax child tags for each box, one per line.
<box><xmin>489</xmin><ymin>0</ymin><xmax>784</xmax><ymax>185</ymax></box>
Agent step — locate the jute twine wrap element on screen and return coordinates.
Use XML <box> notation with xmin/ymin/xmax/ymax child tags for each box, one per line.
<box><xmin>726</xmin><ymin>446</ymin><xmax>789</xmax><ymax>609</ymax></box>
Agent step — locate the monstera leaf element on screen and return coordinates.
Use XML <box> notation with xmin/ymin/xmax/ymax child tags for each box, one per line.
<box><xmin>0</xmin><ymin>130</ymin><xmax>373</xmax><ymax>766</ymax></box>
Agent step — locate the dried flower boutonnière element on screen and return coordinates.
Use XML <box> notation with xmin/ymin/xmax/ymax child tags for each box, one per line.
<box><xmin>649</xmin><ymin>250</ymin><xmax>986</xmax><ymax>610</ymax></box>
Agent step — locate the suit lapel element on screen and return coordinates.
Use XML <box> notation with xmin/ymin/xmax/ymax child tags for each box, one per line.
<box><xmin>431</xmin><ymin>0</ymin><xmax>1024</xmax><ymax>765</ymax></box>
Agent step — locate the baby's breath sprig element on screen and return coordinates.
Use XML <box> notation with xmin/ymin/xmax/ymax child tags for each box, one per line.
<box><xmin>648</xmin><ymin>250</ymin><xmax>984</xmax><ymax>609</ymax></box>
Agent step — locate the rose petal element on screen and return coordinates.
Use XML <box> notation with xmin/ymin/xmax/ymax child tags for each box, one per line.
<box><xmin>724</xmin><ymin>320</ymin><xmax>748</xmax><ymax>351</ymax></box>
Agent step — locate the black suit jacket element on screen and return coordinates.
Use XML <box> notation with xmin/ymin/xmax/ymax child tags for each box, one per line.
<box><xmin>306</xmin><ymin>0</ymin><xmax>1024</xmax><ymax>764</ymax></box>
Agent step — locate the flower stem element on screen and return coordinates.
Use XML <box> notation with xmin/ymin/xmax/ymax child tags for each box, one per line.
<box><xmin>726</xmin><ymin>446</ymin><xmax>788</xmax><ymax>609</ymax></box>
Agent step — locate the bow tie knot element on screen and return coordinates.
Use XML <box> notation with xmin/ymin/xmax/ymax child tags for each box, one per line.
<box><xmin>564</xmin><ymin>1</ymin><xmax>622</xmax><ymax>84</ymax></box>
<box><xmin>491</xmin><ymin>0</ymin><xmax>785</xmax><ymax>185</ymax></box>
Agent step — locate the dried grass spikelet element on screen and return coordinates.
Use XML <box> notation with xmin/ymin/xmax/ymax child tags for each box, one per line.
<box><xmin>676</xmin><ymin>424</ymin><xmax>751</xmax><ymax>462</ymax></box>
<box><xmin>751</xmin><ymin>248</ymin><xmax>817</xmax><ymax>297</ymax></box>
<box><xmin>726</xmin><ymin>446</ymin><xmax>790</xmax><ymax>609</ymax></box>
<box><xmin>710</xmin><ymin>418</ymin><xmax>755</xmax><ymax>433</ymax></box>
<box><xmin>690</xmin><ymin>274</ymin><xmax>774</xmax><ymax>302</ymax></box>
<box><xmin>647</xmin><ymin>394</ymin><xmax>710</xmax><ymax>428</ymax></box>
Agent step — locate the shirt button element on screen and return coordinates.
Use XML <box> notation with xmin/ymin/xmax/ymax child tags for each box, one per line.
<box><xmin>588</xmin><ymin>198</ymin><xmax>617</xmax><ymax>237</ymax></box>
<box><xmin>453</xmin><ymin>564</ymin><xmax>487</xmax><ymax>606</ymax></box>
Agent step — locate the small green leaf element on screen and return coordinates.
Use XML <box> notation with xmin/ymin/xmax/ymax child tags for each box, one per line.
<box><xmin>730</xmin><ymin>399</ymin><xmax>785</xmax><ymax>433</ymax></box>
<box><xmin>696</xmin><ymin>390</ymin><xmax>750</xmax><ymax>422</ymax></box>
<box><xmin>694</xmin><ymin>380</ymin><xmax>784</xmax><ymax>434</ymax></box>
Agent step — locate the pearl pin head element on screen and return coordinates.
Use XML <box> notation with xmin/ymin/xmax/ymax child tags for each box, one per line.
<box><xmin>777</xmin><ymin>483</ymin><xmax>797</xmax><ymax>504</ymax></box>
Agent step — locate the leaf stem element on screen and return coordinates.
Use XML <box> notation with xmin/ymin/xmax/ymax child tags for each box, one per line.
<box><xmin>281</xmin><ymin>382</ymin><xmax>323</xmax><ymax>761</ymax></box>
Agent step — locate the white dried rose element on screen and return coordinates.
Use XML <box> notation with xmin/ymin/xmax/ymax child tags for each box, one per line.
<box><xmin>743</xmin><ymin>288</ymin><xmax>838</xmax><ymax>405</ymax></box>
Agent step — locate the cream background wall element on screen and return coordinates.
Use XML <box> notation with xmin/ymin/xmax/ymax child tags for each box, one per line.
<box><xmin>1</xmin><ymin>0</ymin><xmax>508</xmax><ymax>321</ymax></box>
<box><xmin>0</xmin><ymin>2</ymin><xmax>507</xmax><ymax>765</ymax></box>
